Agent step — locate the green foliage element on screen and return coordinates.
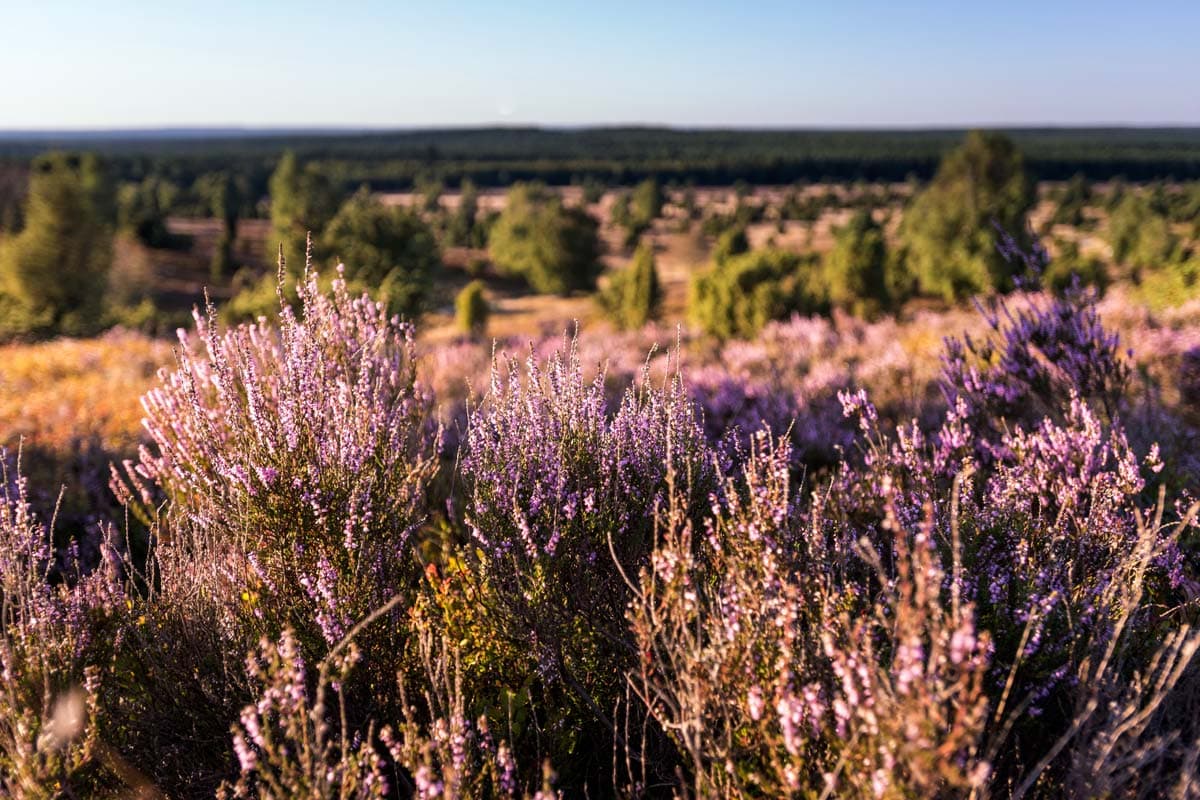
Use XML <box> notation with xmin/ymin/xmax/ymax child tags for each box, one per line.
<box><xmin>611</xmin><ymin>178</ymin><xmax>664</xmax><ymax>246</ymax></box>
<box><xmin>196</xmin><ymin>171</ymin><xmax>241</xmax><ymax>239</ymax></box>
<box><xmin>455</xmin><ymin>279</ymin><xmax>490</xmax><ymax>337</ymax></box>
<box><xmin>1133</xmin><ymin>257</ymin><xmax>1200</xmax><ymax>310</ymax></box>
<box><xmin>416</xmin><ymin>176</ymin><xmax>443</xmax><ymax>214</ymax></box>
<box><xmin>578</xmin><ymin>175</ymin><xmax>606</xmax><ymax>204</ymax></box>
<box><xmin>0</xmin><ymin>164</ymin><xmax>26</xmax><ymax>232</ymax></box>
<box><xmin>1108</xmin><ymin>192</ymin><xmax>1179</xmax><ymax>274</ymax></box>
<box><xmin>1044</xmin><ymin>239</ymin><xmax>1108</xmax><ymax>295</ymax></box>
<box><xmin>599</xmin><ymin>243</ymin><xmax>662</xmax><ymax>330</ymax></box>
<box><xmin>487</xmin><ymin>183</ymin><xmax>602</xmax><ymax>295</ymax></box>
<box><xmin>0</xmin><ymin>152</ymin><xmax>114</xmax><ymax>338</ymax></box>
<box><xmin>900</xmin><ymin>131</ymin><xmax>1035</xmax><ymax>301</ymax></box>
<box><xmin>211</xmin><ymin>231</ymin><xmax>235</xmax><ymax>280</ymax></box>
<box><xmin>712</xmin><ymin>226</ymin><xmax>750</xmax><ymax>266</ymax></box>
<box><xmin>444</xmin><ymin>179</ymin><xmax>482</xmax><ymax>247</ymax></box>
<box><xmin>267</xmin><ymin>151</ymin><xmax>339</xmax><ymax>267</ymax></box>
<box><xmin>117</xmin><ymin>175</ymin><xmax>176</xmax><ymax>248</ymax></box>
<box><xmin>689</xmin><ymin>248</ymin><xmax>826</xmax><ymax>339</ymax></box>
<box><xmin>320</xmin><ymin>188</ymin><xmax>441</xmax><ymax>318</ymax></box>
<box><xmin>1050</xmin><ymin>173</ymin><xmax>1093</xmax><ymax>227</ymax></box>
<box><xmin>825</xmin><ymin>210</ymin><xmax>893</xmax><ymax>318</ymax></box>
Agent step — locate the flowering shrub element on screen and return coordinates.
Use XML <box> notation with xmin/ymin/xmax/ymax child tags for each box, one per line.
<box><xmin>628</xmin><ymin>432</ymin><xmax>992</xmax><ymax>798</ymax></box>
<box><xmin>116</xmin><ymin>263</ymin><xmax>439</xmax><ymax>650</ymax></box>
<box><xmin>5</xmin><ymin>233</ymin><xmax>1200</xmax><ymax>798</ymax></box>
<box><xmin>457</xmin><ymin>337</ymin><xmax>716</xmax><ymax>784</ymax></box>
<box><xmin>223</xmin><ymin>614</ymin><xmax>556</xmax><ymax>800</ymax></box>
<box><xmin>0</xmin><ymin>455</ymin><xmax>127</xmax><ymax>798</ymax></box>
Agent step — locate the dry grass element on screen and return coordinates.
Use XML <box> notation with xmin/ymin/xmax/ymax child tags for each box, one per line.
<box><xmin>0</xmin><ymin>329</ymin><xmax>170</xmax><ymax>456</ymax></box>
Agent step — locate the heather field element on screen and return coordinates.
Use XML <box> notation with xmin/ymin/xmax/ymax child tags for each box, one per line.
<box><xmin>5</xmin><ymin>86</ymin><xmax>1200</xmax><ymax>799</ymax></box>
<box><xmin>3</xmin><ymin>236</ymin><xmax>1200</xmax><ymax>797</ymax></box>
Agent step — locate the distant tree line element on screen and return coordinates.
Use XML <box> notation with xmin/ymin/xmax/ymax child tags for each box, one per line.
<box><xmin>3</xmin><ymin>127</ymin><xmax>1200</xmax><ymax>211</ymax></box>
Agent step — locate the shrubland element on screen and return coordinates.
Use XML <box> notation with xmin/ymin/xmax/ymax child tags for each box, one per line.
<box><xmin>1</xmin><ymin>224</ymin><xmax>1200</xmax><ymax>798</ymax></box>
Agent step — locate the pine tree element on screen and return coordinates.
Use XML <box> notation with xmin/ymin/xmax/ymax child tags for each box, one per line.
<box><xmin>0</xmin><ymin>152</ymin><xmax>114</xmax><ymax>337</ymax></box>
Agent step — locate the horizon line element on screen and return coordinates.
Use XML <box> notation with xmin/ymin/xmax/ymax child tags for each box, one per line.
<box><xmin>2</xmin><ymin>121</ymin><xmax>1200</xmax><ymax>138</ymax></box>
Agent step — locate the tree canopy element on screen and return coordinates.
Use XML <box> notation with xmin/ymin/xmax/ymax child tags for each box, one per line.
<box><xmin>487</xmin><ymin>183</ymin><xmax>602</xmax><ymax>295</ymax></box>
<box><xmin>0</xmin><ymin>152</ymin><xmax>114</xmax><ymax>337</ymax></box>
<box><xmin>320</xmin><ymin>188</ymin><xmax>441</xmax><ymax>318</ymax></box>
<box><xmin>900</xmin><ymin>131</ymin><xmax>1035</xmax><ymax>301</ymax></box>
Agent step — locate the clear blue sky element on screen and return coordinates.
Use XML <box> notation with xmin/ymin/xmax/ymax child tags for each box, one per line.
<box><xmin>1</xmin><ymin>0</ymin><xmax>1197</xmax><ymax>129</ymax></box>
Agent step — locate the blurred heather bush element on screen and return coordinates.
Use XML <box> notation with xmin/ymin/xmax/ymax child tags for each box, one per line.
<box><xmin>5</xmin><ymin>234</ymin><xmax>1200</xmax><ymax>799</ymax></box>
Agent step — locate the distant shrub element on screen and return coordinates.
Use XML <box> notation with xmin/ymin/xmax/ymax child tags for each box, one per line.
<box><xmin>612</xmin><ymin>178</ymin><xmax>663</xmax><ymax>246</ymax></box>
<box><xmin>455</xmin><ymin>280</ymin><xmax>490</xmax><ymax>337</ymax></box>
<box><xmin>321</xmin><ymin>187</ymin><xmax>441</xmax><ymax>318</ymax></box>
<box><xmin>578</xmin><ymin>175</ymin><xmax>606</xmax><ymax>205</ymax></box>
<box><xmin>267</xmin><ymin>151</ymin><xmax>339</xmax><ymax>267</ymax></box>
<box><xmin>1044</xmin><ymin>239</ymin><xmax>1108</xmax><ymax>295</ymax></box>
<box><xmin>487</xmin><ymin>183</ymin><xmax>602</xmax><ymax>295</ymax></box>
<box><xmin>712</xmin><ymin>225</ymin><xmax>750</xmax><ymax>266</ymax></box>
<box><xmin>1049</xmin><ymin>173</ymin><xmax>1093</xmax><ymax>228</ymax></box>
<box><xmin>117</xmin><ymin>175</ymin><xmax>176</xmax><ymax>248</ymax></box>
<box><xmin>1108</xmin><ymin>192</ymin><xmax>1180</xmax><ymax>274</ymax></box>
<box><xmin>0</xmin><ymin>152</ymin><xmax>114</xmax><ymax>339</ymax></box>
<box><xmin>1133</xmin><ymin>256</ymin><xmax>1200</xmax><ymax>310</ymax></box>
<box><xmin>901</xmin><ymin>131</ymin><xmax>1035</xmax><ymax>301</ymax></box>
<box><xmin>444</xmin><ymin>178</ymin><xmax>483</xmax><ymax>248</ymax></box>
<box><xmin>824</xmin><ymin>209</ymin><xmax>893</xmax><ymax>317</ymax></box>
<box><xmin>690</xmin><ymin>248</ymin><xmax>826</xmax><ymax>339</ymax></box>
<box><xmin>598</xmin><ymin>242</ymin><xmax>662</xmax><ymax>330</ymax></box>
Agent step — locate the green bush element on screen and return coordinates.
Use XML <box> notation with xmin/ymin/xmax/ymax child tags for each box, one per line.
<box><xmin>1044</xmin><ymin>239</ymin><xmax>1108</xmax><ymax>295</ymax></box>
<box><xmin>320</xmin><ymin>188</ymin><xmax>441</xmax><ymax>318</ymax></box>
<box><xmin>612</xmin><ymin>178</ymin><xmax>664</xmax><ymax>246</ymax></box>
<box><xmin>455</xmin><ymin>280</ymin><xmax>490</xmax><ymax>337</ymax></box>
<box><xmin>712</xmin><ymin>226</ymin><xmax>750</xmax><ymax>266</ymax></box>
<box><xmin>444</xmin><ymin>179</ymin><xmax>482</xmax><ymax>247</ymax></box>
<box><xmin>267</xmin><ymin>151</ymin><xmax>339</xmax><ymax>267</ymax></box>
<box><xmin>825</xmin><ymin>210</ymin><xmax>893</xmax><ymax>318</ymax></box>
<box><xmin>117</xmin><ymin>176</ymin><xmax>177</xmax><ymax>248</ymax></box>
<box><xmin>689</xmin><ymin>248</ymin><xmax>826</xmax><ymax>339</ymax></box>
<box><xmin>900</xmin><ymin>131</ymin><xmax>1035</xmax><ymax>302</ymax></box>
<box><xmin>1132</xmin><ymin>257</ymin><xmax>1200</xmax><ymax>310</ymax></box>
<box><xmin>487</xmin><ymin>183</ymin><xmax>602</xmax><ymax>295</ymax></box>
<box><xmin>598</xmin><ymin>242</ymin><xmax>662</xmax><ymax>330</ymax></box>
<box><xmin>1049</xmin><ymin>173</ymin><xmax>1093</xmax><ymax>228</ymax></box>
<box><xmin>0</xmin><ymin>152</ymin><xmax>114</xmax><ymax>338</ymax></box>
<box><xmin>1108</xmin><ymin>193</ymin><xmax>1180</xmax><ymax>275</ymax></box>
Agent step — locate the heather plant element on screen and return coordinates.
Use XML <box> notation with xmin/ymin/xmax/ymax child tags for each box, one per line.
<box><xmin>116</xmin><ymin>259</ymin><xmax>440</xmax><ymax>654</ymax></box>
<box><xmin>632</xmin><ymin>282</ymin><xmax>1200</xmax><ymax>796</ymax></box>
<box><xmin>223</xmin><ymin>600</ymin><xmax>555</xmax><ymax>800</ymax></box>
<box><xmin>0</xmin><ymin>456</ymin><xmax>128</xmax><ymax>798</ymax></box>
<box><xmin>628</xmin><ymin>433</ymin><xmax>992</xmax><ymax>798</ymax></box>
<box><xmin>827</xmin><ymin>310</ymin><xmax>1200</xmax><ymax>794</ymax></box>
<box><xmin>455</xmin><ymin>337</ymin><xmax>716</xmax><ymax>786</ymax></box>
<box><xmin>938</xmin><ymin>234</ymin><xmax>1131</xmax><ymax>462</ymax></box>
